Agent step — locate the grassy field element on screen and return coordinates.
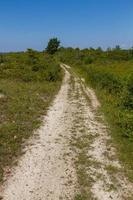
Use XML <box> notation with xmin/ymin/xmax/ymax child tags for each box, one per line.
<box><xmin>0</xmin><ymin>51</ymin><xmax>62</xmax><ymax>181</ymax></box>
<box><xmin>57</xmin><ymin>48</ymin><xmax>133</xmax><ymax>181</ymax></box>
<box><xmin>1</xmin><ymin>47</ymin><xmax>133</xmax><ymax>185</ymax></box>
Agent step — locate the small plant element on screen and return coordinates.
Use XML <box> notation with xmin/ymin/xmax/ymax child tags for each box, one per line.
<box><xmin>122</xmin><ymin>73</ymin><xmax>133</xmax><ymax>109</ymax></box>
<box><xmin>74</xmin><ymin>194</ymin><xmax>87</xmax><ymax>200</ymax></box>
<box><xmin>0</xmin><ymin>54</ymin><xmax>4</xmax><ymax>63</ymax></box>
<box><xmin>84</xmin><ymin>57</ymin><xmax>93</xmax><ymax>64</ymax></box>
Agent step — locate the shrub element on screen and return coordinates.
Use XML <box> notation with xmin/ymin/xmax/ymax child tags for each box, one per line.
<box><xmin>84</xmin><ymin>57</ymin><xmax>94</xmax><ymax>64</ymax></box>
<box><xmin>0</xmin><ymin>52</ymin><xmax>62</xmax><ymax>83</ymax></box>
<box><xmin>122</xmin><ymin>73</ymin><xmax>133</xmax><ymax>109</ymax></box>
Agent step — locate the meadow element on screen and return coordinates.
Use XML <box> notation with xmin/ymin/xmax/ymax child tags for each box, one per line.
<box><xmin>57</xmin><ymin>47</ymin><xmax>133</xmax><ymax>181</ymax></box>
<box><xmin>0</xmin><ymin>50</ymin><xmax>62</xmax><ymax>181</ymax></box>
<box><xmin>0</xmin><ymin>45</ymin><xmax>133</xmax><ymax>184</ymax></box>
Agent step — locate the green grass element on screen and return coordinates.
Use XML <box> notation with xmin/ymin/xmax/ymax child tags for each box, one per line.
<box><xmin>57</xmin><ymin>48</ymin><xmax>133</xmax><ymax>182</ymax></box>
<box><xmin>0</xmin><ymin>51</ymin><xmax>63</xmax><ymax>182</ymax></box>
<box><xmin>74</xmin><ymin>62</ymin><xmax>133</xmax><ymax>181</ymax></box>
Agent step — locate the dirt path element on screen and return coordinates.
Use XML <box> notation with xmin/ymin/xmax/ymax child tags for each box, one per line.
<box><xmin>1</xmin><ymin>64</ymin><xmax>133</xmax><ymax>200</ymax></box>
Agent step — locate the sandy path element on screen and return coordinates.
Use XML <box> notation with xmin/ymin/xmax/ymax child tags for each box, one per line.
<box><xmin>0</xmin><ymin>94</ymin><xmax>4</xmax><ymax>98</ymax></box>
<box><xmin>1</xmin><ymin>64</ymin><xmax>133</xmax><ymax>200</ymax></box>
<box><xmin>1</xmin><ymin>66</ymin><xmax>77</xmax><ymax>200</ymax></box>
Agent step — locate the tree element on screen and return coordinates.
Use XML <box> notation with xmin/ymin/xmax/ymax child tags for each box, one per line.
<box><xmin>46</xmin><ymin>38</ymin><xmax>60</xmax><ymax>54</ymax></box>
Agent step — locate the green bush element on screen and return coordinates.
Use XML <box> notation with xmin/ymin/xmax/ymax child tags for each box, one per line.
<box><xmin>122</xmin><ymin>73</ymin><xmax>133</xmax><ymax>109</ymax></box>
<box><xmin>84</xmin><ymin>57</ymin><xmax>94</xmax><ymax>64</ymax></box>
<box><xmin>85</xmin><ymin>66</ymin><xmax>123</xmax><ymax>94</ymax></box>
<box><xmin>0</xmin><ymin>52</ymin><xmax>62</xmax><ymax>83</ymax></box>
<box><xmin>47</xmin><ymin>64</ymin><xmax>61</xmax><ymax>81</ymax></box>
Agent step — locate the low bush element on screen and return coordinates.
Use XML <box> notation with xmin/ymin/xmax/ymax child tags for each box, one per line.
<box><xmin>0</xmin><ymin>52</ymin><xmax>62</xmax><ymax>82</ymax></box>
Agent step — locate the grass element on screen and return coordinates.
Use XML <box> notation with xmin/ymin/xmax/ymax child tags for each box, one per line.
<box><xmin>67</xmin><ymin>75</ymin><xmax>95</xmax><ymax>199</ymax></box>
<box><xmin>73</xmin><ymin>134</ymin><xmax>94</xmax><ymax>200</ymax></box>
<box><xmin>74</xmin><ymin>194</ymin><xmax>86</xmax><ymax>200</ymax></box>
<box><xmin>71</xmin><ymin>63</ymin><xmax>133</xmax><ymax>181</ymax></box>
<box><xmin>0</xmin><ymin>51</ymin><xmax>63</xmax><ymax>182</ymax></box>
<box><xmin>56</xmin><ymin>48</ymin><xmax>133</xmax><ymax>182</ymax></box>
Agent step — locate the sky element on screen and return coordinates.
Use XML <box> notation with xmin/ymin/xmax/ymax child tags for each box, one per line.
<box><xmin>0</xmin><ymin>0</ymin><xmax>133</xmax><ymax>51</ymax></box>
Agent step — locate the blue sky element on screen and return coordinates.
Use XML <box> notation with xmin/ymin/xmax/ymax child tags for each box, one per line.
<box><xmin>0</xmin><ymin>0</ymin><xmax>133</xmax><ymax>51</ymax></box>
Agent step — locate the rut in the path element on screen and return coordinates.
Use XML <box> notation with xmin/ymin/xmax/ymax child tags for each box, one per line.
<box><xmin>1</xmin><ymin>64</ymin><xmax>133</xmax><ymax>200</ymax></box>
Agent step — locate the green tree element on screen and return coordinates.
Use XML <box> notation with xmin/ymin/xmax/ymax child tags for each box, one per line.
<box><xmin>46</xmin><ymin>38</ymin><xmax>60</xmax><ymax>54</ymax></box>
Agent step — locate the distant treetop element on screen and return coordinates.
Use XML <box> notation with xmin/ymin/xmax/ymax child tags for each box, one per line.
<box><xmin>46</xmin><ymin>38</ymin><xmax>60</xmax><ymax>54</ymax></box>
